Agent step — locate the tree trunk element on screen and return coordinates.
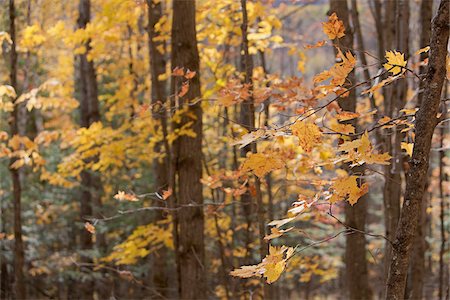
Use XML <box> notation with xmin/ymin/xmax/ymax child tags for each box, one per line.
<box><xmin>171</xmin><ymin>1</ymin><xmax>206</xmax><ymax>298</ymax></box>
<box><xmin>329</xmin><ymin>1</ymin><xmax>371</xmax><ymax>299</ymax></box>
<box><xmin>407</xmin><ymin>1</ymin><xmax>433</xmax><ymax>298</ymax></box>
<box><xmin>385</xmin><ymin>1</ymin><xmax>449</xmax><ymax>299</ymax></box>
<box><xmin>439</xmin><ymin>83</ymin><xmax>448</xmax><ymax>300</ymax></box>
<box><xmin>76</xmin><ymin>0</ymin><xmax>104</xmax><ymax>298</ymax></box>
<box><xmin>147</xmin><ymin>0</ymin><xmax>170</xmax><ymax>297</ymax></box>
<box><xmin>9</xmin><ymin>1</ymin><xmax>26</xmax><ymax>298</ymax></box>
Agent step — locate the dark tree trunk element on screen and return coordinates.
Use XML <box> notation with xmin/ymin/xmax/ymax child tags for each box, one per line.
<box><xmin>171</xmin><ymin>1</ymin><xmax>206</xmax><ymax>298</ymax></box>
<box><xmin>407</xmin><ymin>1</ymin><xmax>433</xmax><ymax>298</ymax></box>
<box><xmin>329</xmin><ymin>1</ymin><xmax>371</xmax><ymax>299</ymax></box>
<box><xmin>147</xmin><ymin>0</ymin><xmax>170</xmax><ymax>297</ymax></box>
<box><xmin>239</xmin><ymin>1</ymin><xmax>272</xmax><ymax>298</ymax></box>
<box><xmin>76</xmin><ymin>0</ymin><xmax>104</xmax><ymax>298</ymax></box>
<box><xmin>439</xmin><ymin>83</ymin><xmax>448</xmax><ymax>300</ymax></box>
<box><xmin>9</xmin><ymin>1</ymin><xmax>26</xmax><ymax>298</ymax></box>
<box><xmin>385</xmin><ymin>1</ymin><xmax>449</xmax><ymax>299</ymax></box>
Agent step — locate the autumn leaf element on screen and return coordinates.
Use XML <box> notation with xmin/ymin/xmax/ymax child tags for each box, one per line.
<box><xmin>178</xmin><ymin>82</ymin><xmax>189</xmax><ymax>97</ymax></box>
<box><xmin>384</xmin><ymin>51</ymin><xmax>407</xmax><ymax>75</ymax></box>
<box><xmin>339</xmin><ymin>132</ymin><xmax>391</xmax><ymax>166</ymax></box>
<box><xmin>264</xmin><ymin>227</ymin><xmax>294</xmax><ymax>241</ymax></box>
<box><xmin>329</xmin><ymin>175</ymin><xmax>368</xmax><ymax>205</ymax></box>
<box><xmin>304</xmin><ymin>40</ymin><xmax>326</xmax><ymax>49</ymax></box>
<box><xmin>172</xmin><ymin>66</ymin><xmax>184</xmax><ymax>76</ymax></box>
<box><xmin>162</xmin><ymin>188</ymin><xmax>173</xmax><ymax>200</ymax></box>
<box><xmin>291</xmin><ymin>120</ymin><xmax>322</xmax><ymax>152</ymax></box>
<box><xmin>241</xmin><ymin>152</ymin><xmax>285</xmax><ymax>178</ymax></box>
<box><xmin>415</xmin><ymin>46</ymin><xmax>430</xmax><ymax>55</ymax></box>
<box><xmin>322</xmin><ymin>13</ymin><xmax>345</xmax><ymax>40</ymax></box>
<box><xmin>401</xmin><ymin>142</ymin><xmax>413</xmax><ymax>157</ymax></box>
<box><xmin>336</xmin><ymin>111</ymin><xmax>360</xmax><ymax>121</ymax></box>
<box><xmin>184</xmin><ymin>69</ymin><xmax>196</xmax><ymax>79</ymax></box>
<box><xmin>84</xmin><ymin>222</ymin><xmax>95</xmax><ymax>234</ymax></box>
<box><xmin>114</xmin><ymin>191</ymin><xmax>139</xmax><ymax>202</ymax></box>
<box><xmin>230</xmin><ymin>245</ymin><xmax>294</xmax><ymax>284</ymax></box>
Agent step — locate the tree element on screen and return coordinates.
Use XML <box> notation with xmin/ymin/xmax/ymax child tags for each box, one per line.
<box><xmin>329</xmin><ymin>1</ymin><xmax>371</xmax><ymax>299</ymax></box>
<box><xmin>8</xmin><ymin>1</ymin><xmax>26</xmax><ymax>298</ymax></box>
<box><xmin>75</xmin><ymin>0</ymin><xmax>103</xmax><ymax>298</ymax></box>
<box><xmin>147</xmin><ymin>0</ymin><xmax>170</xmax><ymax>296</ymax></box>
<box><xmin>385</xmin><ymin>1</ymin><xmax>449</xmax><ymax>298</ymax></box>
<box><xmin>171</xmin><ymin>0</ymin><xmax>206</xmax><ymax>298</ymax></box>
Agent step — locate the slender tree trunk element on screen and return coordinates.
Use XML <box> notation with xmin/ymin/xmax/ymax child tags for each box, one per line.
<box><xmin>171</xmin><ymin>1</ymin><xmax>206</xmax><ymax>298</ymax></box>
<box><xmin>147</xmin><ymin>0</ymin><xmax>171</xmax><ymax>297</ymax></box>
<box><xmin>439</xmin><ymin>83</ymin><xmax>448</xmax><ymax>300</ymax></box>
<box><xmin>76</xmin><ymin>0</ymin><xmax>104</xmax><ymax>298</ymax></box>
<box><xmin>385</xmin><ymin>1</ymin><xmax>449</xmax><ymax>299</ymax></box>
<box><xmin>240</xmin><ymin>1</ymin><xmax>272</xmax><ymax>298</ymax></box>
<box><xmin>382</xmin><ymin>0</ymin><xmax>408</xmax><ymax>284</ymax></box>
<box><xmin>329</xmin><ymin>1</ymin><xmax>371</xmax><ymax>299</ymax></box>
<box><xmin>9</xmin><ymin>1</ymin><xmax>26</xmax><ymax>298</ymax></box>
<box><xmin>407</xmin><ymin>1</ymin><xmax>433</xmax><ymax>298</ymax></box>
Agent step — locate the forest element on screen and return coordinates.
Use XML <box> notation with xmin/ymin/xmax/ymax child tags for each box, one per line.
<box><xmin>0</xmin><ymin>0</ymin><xmax>449</xmax><ymax>299</ymax></box>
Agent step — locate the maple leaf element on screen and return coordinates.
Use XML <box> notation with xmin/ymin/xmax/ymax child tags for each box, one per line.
<box><xmin>84</xmin><ymin>222</ymin><xmax>96</xmax><ymax>234</ymax></box>
<box><xmin>178</xmin><ymin>82</ymin><xmax>189</xmax><ymax>97</ymax></box>
<box><xmin>304</xmin><ymin>40</ymin><xmax>326</xmax><ymax>49</ymax></box>
<box><xmin>241</xmin><ymin>152</ymin><xmax>284</xmax><ymax>178</ymax></box>
<box><xmin>230</xmin><ymin>245</ymin><xmax>294</xmax><ymax>284</ymax></box>
<box><xmin>322</xmin><ymin>13</ymin><xmax>345</xmax><ymax>40</ymax></box>
<box><xmin>384</xmin><ymin>51</ymin><xmax>407</xmax><ymax>75</ymax></box>
<box><xmin>172</xmin><ymin>67</ymin><xmax>184</xmax><ymax>76</ymax></box>
<box><xmin>162</xmin><ymin>188</ymin><xmax>173</xmax><ymax>200</ymax></box>
<box><xmin>184</xmin><ymin>69</ymin><xmax>196</xmax><ymax>79</ymax></box>
<box><xmin>329</xmin><ymin>175</ymin><xmax>368</xmax><ymax>205</ymax></box>
<box><xmin>114</xmin><ymin>191</ymin><xmax>139</xmax><ymax>202</ymax></box>
<box><xmin>336</xmin><ymin>111</ymin><xmax>360</xmax><ymax>121</ymax></box>
<box><xmin>401</xmin><ymin>142</ymin><xmax>413</xmax><ymax>157</ymax></box>
<box><xmin>339</xmin><ymin>132</ymin><xmax>391</xmax><ymax>166</ymax></box>
<box><xmin>264</xmin><ymin>227</ymin><xmax>294</xmax><ymax>241</ymax></box>
<box><xmin>232</xmin><ymin>129</ymin><xmax>266</xmax><ymax>149</ymax></box>
<box><xmin>291</xmin><ymin>120</ymin><xmax>322</xmax><ymax>152</ymax></box>
<box><xmin>330</xmin><ymin>123</ymin><xmax>355</xmax><ymax>134</ymax></box>
<box><xmin>415</xmin><ymin>46</ymin><xmax>430</xmax><ymax>55</ymax></box>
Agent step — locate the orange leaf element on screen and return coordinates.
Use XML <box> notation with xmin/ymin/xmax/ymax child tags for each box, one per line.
<box><xmin>85</xmin><ymin>222</ymin><xmax>96</xmax><ymax>234</ymax></box>
<box><xmin>178</xmin><ymin>82</ymin><xmax>189</xmax><ymax>97</ymax></box>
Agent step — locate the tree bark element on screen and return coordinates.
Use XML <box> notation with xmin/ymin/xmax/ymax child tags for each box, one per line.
<box><xmin>147</xmin><ymin>0</ymin><xmax>170</xmax><ymax>297</ymax></box>
<box><xmin>9</xmin><ymin>1</ymin><xmax>26</xmax><ymax>298</ymax></box>
<box><xmin>439</xmin><ymin>83</ymin><xmax>448</xmax><ymax>300</ymax></box>
<box><xmin>76</xmin><ymin>0</ymin><xmax>104</xmax><ymax>298</ymax></box>
<box><xmin>407</xmin><ymin>1</ymin><xmax>433</xmax><ymax>298</ymax></box>
<box><xmin>385</xmin><ymin>1</ymin><xmax>449</xmax><ymax>299</ymax></box>
<box><xmin>329</xmin><ymin>1</ymin><xmax>371</xmax><ymax>299</ymax></box>
<box><xmin>171</xmin><ymin>1</ymin><xmax>206</xmax><ymax>298</ymax></box>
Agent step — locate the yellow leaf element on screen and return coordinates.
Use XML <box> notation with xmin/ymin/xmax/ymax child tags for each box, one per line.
<box><xmin>339</xmin><ymin>132</ymin><xmax>391</xmax><ymax>166</ymax></box>
<box><xmin>330</xmin><ymin>175</ymin><xmax>368</xmax><ymax>205</ymax></box>
<box><xmin>114</xmin><ymin>191</ymin><xmax>139</xmax><ymax>202</ymax></box>
<box><xmin>415</xmin><ymin>46</ymin><xmax>430</xmax><ymax>55</ymax></box>
<box><xmin>241</xmin><ymin>152</ymin><xmax>284</xmax><ymax>178</ymax></box>
<box><xmin>264</xmin><ymin>227</ymin><xmax>294</xmax><ymax>241</ymax></box>
<box><xmin>401</xmin><ymin>142</ymin><xmax>413</xmax><ymax>157</ymax></box>
<box><xmin>384</xmin><ymin>51</ymin><xmax>407</xmax><ymax>75</ymax></box>
<box><xmin>322</xmin><ymin>13</ymin><xmax>345</xmax><ymax>40</ymax></box>
<box><xmin>336</xmin><ymin>111</ymin><xmax>359</xmax><ymax>121</ymax></box>
<box><xmin>291</xmin><ymin>120</ymin><xmax>322</xmax><ymax>152</ymax></box>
